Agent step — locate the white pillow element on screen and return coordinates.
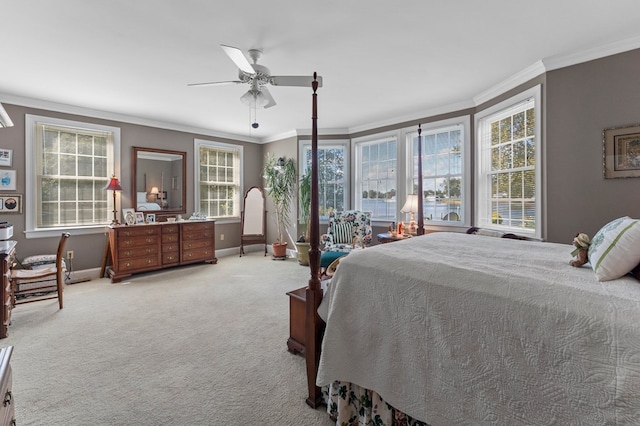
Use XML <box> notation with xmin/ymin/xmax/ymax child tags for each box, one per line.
<box><xmin>588</xmin><ymin>216</ymin><xmax>640</xmax><ymax>281</ymax></box>
<box><xmin>137</xmin><ymin>192</ymin><xmax>147</xmax><ymax>203</ymax></box>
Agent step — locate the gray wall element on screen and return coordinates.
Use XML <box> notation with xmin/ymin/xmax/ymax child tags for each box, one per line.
<box><xmin>0</xmin><ymin>104</ymin><xmax>262</xmax><ymax>271</ymax></box>
<box><xmin>545</xmin><ymin>48</ymin><xmax>640</xmax><ymax>243</ymax></box>
<box><xmin>2</xmin><ymin>47</ymin><xmax>640</xmax><ymax>269</ymax></box>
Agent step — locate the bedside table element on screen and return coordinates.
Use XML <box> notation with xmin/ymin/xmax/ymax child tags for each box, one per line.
<box><xmin>377</xmin><ymin>233</ymin><xmax>412</xmax><ymax>244</ymax></box>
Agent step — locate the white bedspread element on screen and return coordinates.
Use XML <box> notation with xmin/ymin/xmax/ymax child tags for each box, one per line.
<box><xmin>316</xmin><ymin>232</ymin><xmax>640</xmax><ymax>425</ymax></box>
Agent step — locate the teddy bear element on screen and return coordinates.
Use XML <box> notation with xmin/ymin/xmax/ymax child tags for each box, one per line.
<box><xmin>569</xmin><ymin>232</ymin><xmax>591</xmax><ymax>267</ymax></box>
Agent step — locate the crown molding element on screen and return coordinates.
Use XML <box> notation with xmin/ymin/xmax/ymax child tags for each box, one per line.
<box><xmin>0</xmin><ymin>93</ymin><xmax>261</xmax><ymax>144</ymax></box>
<box><xmin>543</xmin><ymin>34</ymin><xmax>640</xmax><ymax>71</ymax></box>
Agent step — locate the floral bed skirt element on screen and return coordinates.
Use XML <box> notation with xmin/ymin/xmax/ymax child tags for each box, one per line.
<box><xmin>326</xmin><ymin>381</ymin><xmax>428</xmax><ymax>426</ymax></box>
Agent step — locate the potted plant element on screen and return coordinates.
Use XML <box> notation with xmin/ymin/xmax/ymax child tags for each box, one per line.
<box><xmin>295</xmin><ymin>170</ymin><xmax>312</xmax><ymax>265</ymax></box>
<box><xmin>262</xmin><ymin>154</ymin><xmax>297</xmax><ymax>259</ymax></box>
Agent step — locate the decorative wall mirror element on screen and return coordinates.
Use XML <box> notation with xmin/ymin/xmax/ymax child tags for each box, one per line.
<box><xmin>132</xmin><ymin>146</ymin><xmax>187</xmax><ymax>216</ymax></box>
<box><xmin>240</xmin><ymin>186</ymin><xmax>267</xmax><ymax>256</ymax></box>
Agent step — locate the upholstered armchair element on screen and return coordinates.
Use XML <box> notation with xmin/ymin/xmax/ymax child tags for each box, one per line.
<box><xmin>321</xmin><ymin>210</ymin><xmax>372</xmax><ymax>253</ymax></box>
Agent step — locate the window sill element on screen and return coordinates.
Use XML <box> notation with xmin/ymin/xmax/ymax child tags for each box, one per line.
<box><xmin>24</xmin><ymin>225</ymin><xmax>109</xmax><ymax>239</ymax></box>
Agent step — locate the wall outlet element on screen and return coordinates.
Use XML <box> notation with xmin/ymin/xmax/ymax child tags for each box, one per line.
<box><xmin>220</xmin><ymin>234</ymin><xmax>225</xmax><ymax>241</ymax></box>
<box><xmin>67</xmin><ymin>250</ymin><xmax>74</xmax><ymax>259</ymax></box>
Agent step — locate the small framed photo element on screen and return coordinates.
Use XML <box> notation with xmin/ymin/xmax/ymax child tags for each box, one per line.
<box><xmin>0</xmin><ymin>149</ymin><xmax>12</xmax><ymax>167</ymax></box>
<box><xmin>122</xmin><ymin>208</ymin><xmax>136</xmax><ymax>226</ymax></box>
<box><xmin>145</xmin><ymin>213</ymin><xmax>156</xmax><ymax>223</ymax></box>
<box><xmin>135</xmin><ymin>212</ymin><xmax>145</xmax><ymax>224</ymax></box>
<box><xmin>604</xmin><ymin>124</ymin><xmax>640</xmax><ymax>178</ymax></box>
<box><xmin>0</xmin><ymin>170</ymin><xmax>16</xmax><ymax>191</ymax></box>
<box><xmin>0</xmin><ymin>194</ymin><xmax>22</xmax><ymax>213</ymax></box>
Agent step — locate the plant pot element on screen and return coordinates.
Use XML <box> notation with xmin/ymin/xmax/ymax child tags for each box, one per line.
<box><xmin>295</xmin><ymin>242</ymin><xmax>310</xmax><ymax>265</ymax></box>
<box><xmin>272</xmin><ymin>242</ymin><xmax>288</xmax><ymax>259</ymax></box>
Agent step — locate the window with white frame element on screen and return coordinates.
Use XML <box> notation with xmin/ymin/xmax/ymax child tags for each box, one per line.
<box><xmin>195</xmin><ymin>139</ymin><xmax>242</xmax><ymax>219</ymax></box>
<box><xmin>475</xmin><ymin>85</ymin><xmax>541</xmax><ymax>237</ymax></box>
<box><xmin>300</xmin><ymin>140</ymin><xmax>348</xmax><ymax>218</ymax></box>
<box><xmin>354</xmin><ymin>135</ymin><xmax>397</xmax><ymax>220</ymax></box>
<box><xmin>25</xmin><ymin>115</ymin><xmax>120</xmax><ymax>237</ymax></box>
<box><xmin>408</xmin><ymin>118</ymin><xmax>469</xmax><ymax>225</ymax></box>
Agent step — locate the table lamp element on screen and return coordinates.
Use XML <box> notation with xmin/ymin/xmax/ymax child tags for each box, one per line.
<box><xmin>104</xmin><ymin>175</ymin><xmax>123</xmax><ymax>225</ymax></box>
<box><xmin>401</xmin><ymin>194</ymin><xmax>419</xmax><ymax>235</ymax></box>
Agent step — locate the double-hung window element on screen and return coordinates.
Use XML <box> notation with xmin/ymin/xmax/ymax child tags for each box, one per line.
<box><xmin>25</xmin><ymin>115</ymin><xmax>120</xmax><ymax>238</ymax></box>
<box><xmin>194</xmin><ymin>139</ymin><xmax>243</xmax><ymax>220</ymax></box>
<box><xmin>475</xmin><ymin>85</ymin><xmax>541</xmax><ymax>237</ymax></box>
<box><xmin>354</xmin><ymin>135</ymin><xmax>397</xmax><ymax>221</ymax></box>
<box><xmin>299</xmin><ymin>140</ymin><xmax>349</xmax><ymax>218</ymax></box>
<box><xmin>407</xmin><ymin>117</ymin><xmax>470</xmax><ymax>225</ymax></box>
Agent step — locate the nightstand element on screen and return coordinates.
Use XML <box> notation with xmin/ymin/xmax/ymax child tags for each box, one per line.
<box><xmin>377</xmin><ymin>233</ymin><xmax>412</xmax><ymax>244</ymax></box>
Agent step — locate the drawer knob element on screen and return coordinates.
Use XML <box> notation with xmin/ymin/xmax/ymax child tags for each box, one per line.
<box><xmin>3</xmin><ymin>390</ymin><xmax>12</xmax><ymax>406</ymax></box>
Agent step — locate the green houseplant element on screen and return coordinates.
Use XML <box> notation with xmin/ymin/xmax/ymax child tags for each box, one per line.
<box><xmin>295</xmin><ymin>170</ymin><xmax>312</xmax><ymax>265</ymax></box>
<box><xmin>262</xmin><ymin>154</ymin><xmax>297</xmax><ymax>258</ymax></box>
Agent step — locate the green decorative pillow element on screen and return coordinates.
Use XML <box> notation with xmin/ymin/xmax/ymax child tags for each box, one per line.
<box><xmin>333</xmin><ymin>222</ymin><xmax>353</xmax><ymax>244</ymax></box>
<box><xmin>588</xmin><ymin>216</ymin><xmax>640</xmax><ymax>281</ymax></box>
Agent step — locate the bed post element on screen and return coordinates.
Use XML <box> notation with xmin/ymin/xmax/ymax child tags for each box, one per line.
<box><xmin>416</xmin><ymin>124</ymin><xmax>425</xmax><ymax>235</ymax></box>
<box><xmin>305</xmin><ymin>72</ymin><xmax>323</xmax><ymax>408</ymax></box>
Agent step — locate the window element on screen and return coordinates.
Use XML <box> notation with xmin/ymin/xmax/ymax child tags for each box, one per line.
<box><xmin>195</xmin><ymin>139</ymin><xmax>243</xmax><ymax>220</ymax></box>
<box><xmin>300</xmin><ymin>140</ymin><xmax>349</xmax><ymax>218</ymax></box>
<box><xmin>354</xmin><ymin>135</ymin><xmax>397</xmax><ymax>220</ymax></box>
<box><xmin>25</xmin><ymin>115</ymin><xmax>120</xmax><ymax>238</ymax></box>
<box><xmin>475</xmin><ymin>85</ymin><xmax>541</xmax><ymax>237</ymax></box>
<box><xmin>408</xmin><ymin>117</ymin><xmax>470</xmax><ymax>225</ymax></box>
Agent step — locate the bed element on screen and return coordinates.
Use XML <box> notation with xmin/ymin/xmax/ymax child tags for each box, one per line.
<box><xmin>136</xmin><ymin>192</ymin><xmax>161</xmax><ymax>210</ymax></box>
<box><xmin>302</xmin><ymin>75</ymin><xmax>640</xmax><ymax>424</ymax></box>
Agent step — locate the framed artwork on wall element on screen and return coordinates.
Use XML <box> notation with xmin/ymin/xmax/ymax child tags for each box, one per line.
<box><xmin>0</xmin><ymin>194</ymin><xmax>22</xmax><ymax>213</ymax></box>
<box><xmin>604</xmin><ymin>124</ymin><xmax>640</xmax><ymax>178</ymax></box>
<box><xmin>0</xmin><ymin>149</ymin><xmax>12</xmax><ymax>167</ymax></box>
<box><xmin>0</xmin><ymin>170</ymin><xmax>16</xmax><ymax>190</ymax></box>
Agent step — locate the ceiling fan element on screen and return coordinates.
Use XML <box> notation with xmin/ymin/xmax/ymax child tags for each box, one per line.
<box><xmin>188</xmin><ymin>44</ymin><xmax>323</xmax><ymax>109</ymax></box>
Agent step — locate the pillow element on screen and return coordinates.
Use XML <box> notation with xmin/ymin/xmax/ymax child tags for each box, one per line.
<box><xmin>588</xmin><ymin>216</ymin><xmax>640</xmax><ymax>281</ymax></box>
<box><xmin>137</xmin><ymin>192</ymin><xmax>147</xmax><ymax>203</ymax></box>
<box><xmin>332</xmin><ymin>222</ymin><xmax>353</xmax><ymax>244</ymax></box>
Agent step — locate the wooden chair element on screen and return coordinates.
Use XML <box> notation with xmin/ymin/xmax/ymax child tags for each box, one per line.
<box><xmin>11</xmin><ymin>232</ymin><xmax>70</xmax><ymax>309</ymax></box>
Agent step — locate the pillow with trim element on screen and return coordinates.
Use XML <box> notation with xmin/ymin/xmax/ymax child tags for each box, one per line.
<box><xmin>588</xmin><ymin>216</ymin><xmax>640</xmax><ymax>281</ymax></box>
<box><xmin>333</xmin><ymin>222</ymin><xmax>353</xmax><ymax>245</ymax></box>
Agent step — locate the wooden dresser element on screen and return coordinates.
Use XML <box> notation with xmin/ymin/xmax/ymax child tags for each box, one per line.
<box><xmin>106</xmin><ymin>221</ymin><xmax>216</xmax><ymax>282</ymax></box>
<box><xmin>0</xmin><ymin>242</ymin><xmax>16</xmax><ymax>339</ymax></box>
<box><xmin>0</xmin><ymin>346</ymin><xmax>14</xmax><ymax>426</ymax></box>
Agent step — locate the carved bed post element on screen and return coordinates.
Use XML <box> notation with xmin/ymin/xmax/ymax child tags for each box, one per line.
<box><xmin>305</xmin><ymin>72</ymin><xmax>323</xmax><ymax>408</ymax></box>
<box><xmin>416</xmin><ymin>124</ymin><xmax>425</xmax><ymax>236</ymax></box>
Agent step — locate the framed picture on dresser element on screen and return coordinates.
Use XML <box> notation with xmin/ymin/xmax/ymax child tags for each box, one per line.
<box><xmin>135</xmin><ymin>212</ymin><xmax>145</xmax><ymax>224</ymax></box>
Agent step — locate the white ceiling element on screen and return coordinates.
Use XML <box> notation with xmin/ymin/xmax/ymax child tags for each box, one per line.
<box><xmin>2</xmin><ymin>1</ymin><xmax>640</xmax><ymax>143</ymax></box>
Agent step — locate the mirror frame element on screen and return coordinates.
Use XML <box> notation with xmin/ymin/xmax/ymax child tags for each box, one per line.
<box><xmin>132</xmin><ymin>146</ymin><xmax>187</xmax><ymax>217</ymax></box>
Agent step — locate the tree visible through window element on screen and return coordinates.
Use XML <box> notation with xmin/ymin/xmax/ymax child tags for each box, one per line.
<box><xmin>355</xmin><ymin>137</ymin><xmax>397</xmax><ymax>220</ymax></box>
<box><xmin>28</xmin><ymin>117</ymin><xmax>117</xmax><ymax>230</ymax></box>
<box><xmin>195</xmin><ymin>139</ymin><xmax>242</xmax><ymax>219</ymax></box>
<box><xmin>301</xmin><ymin>142</ymin><xmax>347</xmax><ymax>218</ymax></box>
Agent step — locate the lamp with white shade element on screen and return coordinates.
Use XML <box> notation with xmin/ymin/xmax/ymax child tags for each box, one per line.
<box><xmin>401</xmin><ymin>194</ymin><xmax>419</xmax><ymax>235</ymax></box>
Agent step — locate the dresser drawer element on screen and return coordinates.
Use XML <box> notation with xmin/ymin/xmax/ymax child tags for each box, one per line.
<box><xmin>162</xmin><ymin>252</ymin><xmax>180</xmax><ymax>265</ymax></box>
<box><xmin>118</xmin><ymin>245</ymin><xmax>159</xmax><ymax>258</ymax></box>
<box><xmin>118</xmin><ymin>256</ymin><xmax>160</xmax><ymax>271</ymax></box>
<box><xmin>162</xmin><ymin>233</ymin><xmax>179</xmax><ymax>244</ymax></box>
<box><xmin>162</xmin><ymin>224</ymin><xmax>179</xmax><ymax>234</ymax></box>
<box><xmin>182</xmin><ymin>247</ymin><xmax>215</xmax><ymax>262</ymax></box>
<box><xmin>181</xmin><ymin>222</ymin><xmax>214</xmax><ymax>233</ymax></box>
<box><xmin>182</xmin><ymin>239</ymin><xmax>213</xmax><ymax>251</ymax></box>
<box><xmin>116</xmin><ymin>227</ymin><xmax>159</xmax><ymax>238</ymax></box>
<box><xmin>162</xmin><ymin>242</ymin><xmax>179</xmax><ymax>253</ymax></box>
<box><xmin>118</xmin><ymin>235</ymin><xmax>159</xmax><ymax>249</ymax></box>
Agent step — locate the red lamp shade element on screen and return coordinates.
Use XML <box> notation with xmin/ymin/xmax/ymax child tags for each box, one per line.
<box><xmin>104</xmin><ymin>176</ymin><xmax>123</xmax><ymax>191</ymax></box>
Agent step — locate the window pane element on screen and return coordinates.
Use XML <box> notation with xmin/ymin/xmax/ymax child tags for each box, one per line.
<box><xmin>196</xmin><ymin>142</ymin><xmax>241</xmax><ymax>219</ymax></box>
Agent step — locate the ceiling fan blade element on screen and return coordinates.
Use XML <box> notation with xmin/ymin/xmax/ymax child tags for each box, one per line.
<box><xmin>187</xmin><ymin>80</ymin><xmax>243</xmax><ymax>87</ymax></box>
<box><xmin>261</xmin><ymin>87</ymin><xmax>277</xmax><ymax>108</ymax></box>
<box><xmin>270</xmin><ymin>75</ymin><xmax>323</xmax><ymax>88</ymax></box>
<box><xmin>220</xmin><ymin>44</ymin><xmax>254</xmax><ymax>74</ymax></box>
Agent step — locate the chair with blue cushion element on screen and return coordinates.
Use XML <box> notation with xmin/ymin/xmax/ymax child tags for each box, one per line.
<box><xmin>320</xmin><ymin>210</ymin><xmax>372</xmax><ymax>272</ymax></box>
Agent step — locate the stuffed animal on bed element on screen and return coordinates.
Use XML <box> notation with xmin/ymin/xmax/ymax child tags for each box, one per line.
<box><xmin>569</xmin><ymin>232</ymin><xmax>591</xmax><ymax>267</ymax></box>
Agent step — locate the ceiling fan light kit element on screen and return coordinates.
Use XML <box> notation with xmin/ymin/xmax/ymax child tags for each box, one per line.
<box><xmin>189</xmin><ymin>44</ymin><xmax>322</xmax><ymax>117</ymax></box>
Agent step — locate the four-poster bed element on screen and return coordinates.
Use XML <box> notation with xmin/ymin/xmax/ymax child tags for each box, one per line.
<box><xmin>302</xmin><ymin>75</ymin><xmax>640</xmax><ymax>424</ymax></box>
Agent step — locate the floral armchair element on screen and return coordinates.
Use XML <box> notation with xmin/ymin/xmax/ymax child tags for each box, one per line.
<box><xmin>321</xmin><ymin>210</ymin><xmax>373</xmax><ymax>253</ymax></box>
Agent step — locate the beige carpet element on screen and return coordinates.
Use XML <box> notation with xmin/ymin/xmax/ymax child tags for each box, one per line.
<box><xmin>3</xmin><ymin>251</ymin><xmax>333</xmax><ymax>426</ymax></box>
